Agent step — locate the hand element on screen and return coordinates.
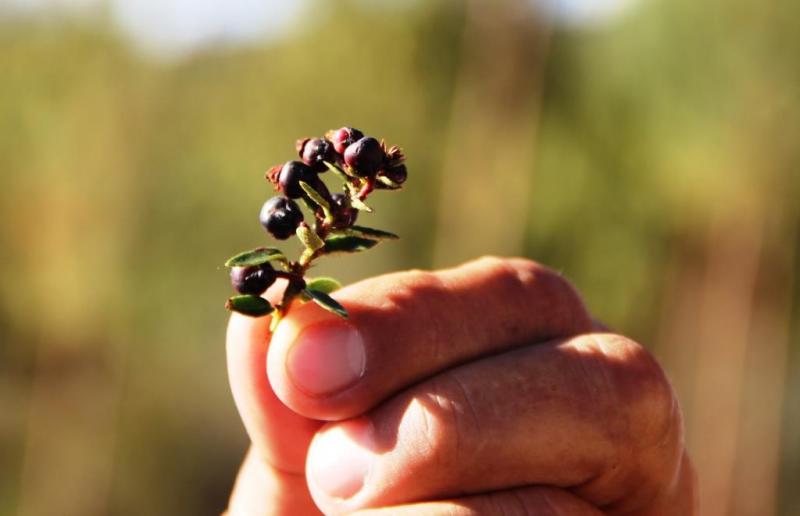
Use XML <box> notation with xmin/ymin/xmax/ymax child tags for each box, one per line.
<box><xmin>225</xmin><ymin>257</ymin><xmax>697</xmax><ymax>515</ymax></box>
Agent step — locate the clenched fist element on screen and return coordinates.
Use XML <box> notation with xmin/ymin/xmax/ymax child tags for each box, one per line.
<box><xmin>225</xmin><ymin>257</ymin><xmax>697</xmax><ymax>515</ymax></box>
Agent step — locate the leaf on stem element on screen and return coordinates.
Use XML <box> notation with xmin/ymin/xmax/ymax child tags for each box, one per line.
<box><xmin>324</xmin><ymin>235</ymin><xmax>379</xmax><ymax>253</ymax></box>
<box><xmin>299</xmin><ymin>181</ymin><xmax>331</xmax><ymax>211</ymax></box>
<box><xmin>349</xmin><ymin>197</ymin><xmax>373</xmax><ymax>213</ymax></box>
<box><xmin>300</xmin><ymin>277</ymin><xmax>343</xmax><ymax>301</ymax></box>
<box><xmin>225</xmin><ymin>295</ymin><xmax>274</xmax><ymax>317</ymax></box>
<box><xmin>323</xmin><ymin>160</ymin><xmax>353</xmax><ymax>181</ymax></box>
<box><xmin>341</xmin><ymin>225</ymin><xmax>399</xmax><ymax>240</ymax></box>
<box><xmin>225</xmin><ymin>247</ymin><xmax>288</xmax><ymax>268</ymax></box>
<box><xmin>304</xmin><ymin>288</ymin><xmax>348</xmax><ymax>318</ymax></box>
<box><xmin>296</xmin><ymin>224</ymin><xmax>325</xmax><ymax>252</ymax></box>
<box><xmin>377</xmin><ymin>175</ymin><xmax>402</xmax><ymax>189</ymax></box>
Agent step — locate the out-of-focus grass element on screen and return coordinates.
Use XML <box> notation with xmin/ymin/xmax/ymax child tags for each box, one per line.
<box><xmin>1</xmin><ymin>0</ymin><xmax>798</xmax><ymax>514</ymax></box>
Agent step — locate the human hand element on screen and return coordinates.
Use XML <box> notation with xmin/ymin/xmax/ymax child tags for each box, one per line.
<box><xmin>225</xmin><ymin>257</ymin><xmax>697</xmax><ymax>515</ymax></box>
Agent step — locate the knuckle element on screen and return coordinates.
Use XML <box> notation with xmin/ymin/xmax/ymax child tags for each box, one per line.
<box><xmin>479</xmin><ymin>256</ymin><xmax>592</xmax><ymax>334</ymax></box>
<box><xmin>405</xmin><ymin>374</ymin><xmax>481</xmax><ymax>473</ymax></box>
<box><xmin>582</xmin><ymin>333</ymin><xmax>682</xmax><ymax>453</ymax></box>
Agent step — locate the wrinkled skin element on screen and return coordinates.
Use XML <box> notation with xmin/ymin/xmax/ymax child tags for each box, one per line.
<box><xmin>225</xmin><ymin>257</ymin><xmax>698</xmax><ymax>515</ymax></box>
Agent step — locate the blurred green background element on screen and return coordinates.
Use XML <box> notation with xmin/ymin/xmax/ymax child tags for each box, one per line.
<box><xmin>1</xmin><ymin>0</ymin><xmax>798</xmax><ymax>514</ymax></box>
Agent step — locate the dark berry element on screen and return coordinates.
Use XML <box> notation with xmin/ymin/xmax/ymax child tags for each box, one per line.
<box><xmin>230</xmin><ymin>263</ymin><xmax>276</xmax><ymax>296</ymax></box>
<box><xmin>278</xmin><ymin>160</ymin><xmax>315</xmax><ymax>199</ymax></box>
<box><xmin>259</xmin><ymin>196</ymin><xmax>304</xmax><ymax>240</ymax></box>
<box><xmin>344</xmin><ymin>137</ymin><xmax>384</xmax><ymax>177</ymax></box>
<box><xmin>329</xmin><ymin>127</ymin><xmax>364</xmax><ymax>155</ymax></box>
<box><xmin>300</xmin><ymin>138</ymin><xmax>336</xmax><ymax>173</ymax></box>
<box><xmin>380</xmin><ymin>163</ymin><xmax>407</xmax><ymax>185</ymax></box>
<box><xmin>330</xmin><ymin>192</ymin><xmax>358</xmax><ymax>228</ymax></box>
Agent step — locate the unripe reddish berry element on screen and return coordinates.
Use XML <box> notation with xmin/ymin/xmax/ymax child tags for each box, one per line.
<box><xmin>278</xmin><ymin>160</ymin><xmax>315</xmax><ymax>199</ymax></box>
<box><xmin>230</xmin><ymin>263</ymin><xmax>276</xmax><ymax>295</ymax></box>
<box><xmin>259</xmin><ymin>196</ymin><xmax>304</xmax><ymax>240</ymax></box>
<box><xmin>300</xmin><ymin>138</ymin><xmax>336</xmax><ymax>173</ymax></box>
<box><xmin>344</xmin><ymin>137</ymin><xmax>384</xmax><ymax>177</ymax></box>
<box><xmin>329</xmin><ymin>127</ymin><xmax>364</xmax><ymax>155</ymax></box>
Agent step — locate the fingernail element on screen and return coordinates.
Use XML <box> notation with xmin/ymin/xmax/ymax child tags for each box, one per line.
<box><xmin>309</xmin><ymin>419</ymin><xmax>374</xmax><ymax>499</ymax></box>
<box><xmin>286</xmin><ymin>322</ymin><xmax>366</xmax><ymax>396</ymax></box>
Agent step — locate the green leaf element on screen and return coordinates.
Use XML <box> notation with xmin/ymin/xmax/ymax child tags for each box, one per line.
<box><xmin>344</xmin><ymin>225</ymin><xmax>399</xmax><ymax>240</ymax></box>
<box><xmin>324</xmin><ymin>235</ymin><xmax>379</xmax><ymax>254</ymax></box>
<box><xmin>225</xmin><ymin>247</ymin><xmax>288</xmax><ymax>268</ymax></box>
<box><xmin>305</xmin><ymin>277</ymin><xmax>343</xmax><ymax>294</ymax></box>
<box><xmin>299</xmin><ymin>181</ymin><xmax>331</xmax><ymax>211</ymax></box>
<box><xmin>350</xmin><ymin>197</ymin><xmax>373</xmax><ymax>213</ymax></box>
<box><xmin>377</xmin><ymin>175</ymin><xmax>401</xmax><ymax>189</ymax></box>
<box><xmin>304</xmin><ymin>288</ymin><xmax>348</xmax><ymax>318</ymax></box>
<box><xmin>300</xmin><ymin>277</ymin><xmax>343</xmax><ymax>301</ymax></box>
<box><xmin>323</xmin><ymin>160</ymin><xmax>353</xmax><ymax>181</ymax></box>
<box><xmin>225</xmin><ymin>295</ymin><xmax>274</xmax><ymax>317</ymax></box>
<box><xmin>296</xmin><ymin>224</ymin><xmax>325</xmax><ymax>252</ymax></box>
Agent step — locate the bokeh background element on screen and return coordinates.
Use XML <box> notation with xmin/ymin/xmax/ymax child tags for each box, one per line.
<box><xmin>1</xmin><ymin>0</ymin><xmax>798</xmax><ymax>514</ymax></box>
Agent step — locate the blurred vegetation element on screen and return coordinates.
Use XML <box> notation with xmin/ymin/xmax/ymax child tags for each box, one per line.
<box><xmin>1</xmin><ymin>1</ymin><xmax>798</xmax><ymax>515</ymax></box>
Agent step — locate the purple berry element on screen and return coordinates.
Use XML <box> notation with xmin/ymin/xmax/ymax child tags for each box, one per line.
<box><xmin>300</xmin><ymin>138</ymin><xmax>336</xmax><ymax>173</ymax></box>
<box><xmin>344</xmin><ymin>137</ymin><xmax>384</xmax><ymax>177</ymax></box>
<box><xmin>380</xmin><ymin>163</ymin><xmax>407</xmax><ymax>185</ymax></box>
<box><xmin>259</xmin><ymin>196</ymin><xmax>304</xmax><ymax>240</ymax></box>
<box><xmin>278</xmin><ymin>161</ymin><xmax>315</xmax><ymax>199</ymax></box>
<box><xmin>230</xmin><ymin>263</ymin><xmax>276</xmax><ymax>295</ymax></box>
<box><xmin>330</xmin><ymin>127</ymin><xmax>364</xmax><ymax>155</ymax></box>
<box><xmin>330</xmin><ymin>192</ymin><xmax>358</xmax><ymax>228</ymax></box>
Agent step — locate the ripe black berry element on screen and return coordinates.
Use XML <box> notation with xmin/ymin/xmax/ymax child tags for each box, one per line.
<box><xmin>230</xmin><ymin>263</ymin><xmax>276</xmax><ymax>296</ymax></box>
<box><xmin>300</xmin><ymin>138</ymin><xmax>336</xmax><ymax>173</ymax></box>
<box><xmin>344</xmin><ymin>137</ymin><xmax>384</xmax><ymax>177</ymax></box>
<box><xmin>278</xmin><ymin>161</ymin><xmax>315</xmax><ymax>199</ymax></box>
<box><xmin>330</xmin><ymin>192</ymin><xmax>358</xmax><ymax>228</ymax></box>
<box><xmin>259</xmin><ymin>196</ymin><xmax>304</xmax><ymax>240</ymax></box>
<box><xmin>379</xmin><ymin>163</ymin><xmax>407</xmax><ymax>185</ymax></box>
<box><xmin>330</xmin><ymin>127</ymin><xmax>364</xmax><ymax>155</ymax></box>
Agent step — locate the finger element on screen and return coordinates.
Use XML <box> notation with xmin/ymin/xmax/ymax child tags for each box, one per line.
<box><xmin>303</xmin><ymin>333</ymin><xmax>686</xmax><ymax>515</ymax></box>
<box><xmin>350</xmin><ymin>486</ymin><xmax>603</xmax><ymax>516</ymax></box>
<box><xmin>226</xmin><ymin>447</ymin><xmax>320</xmax><ymax>516</ymax></box>
<box><xmin>268</xmin><ymin>256</ymin><xmax>593</xmax><ymax>420</ymax></box>
<box><xmin>226</xmin><ymin>282</ymin><xmax>322</xmax><ymax>473</ymax></box>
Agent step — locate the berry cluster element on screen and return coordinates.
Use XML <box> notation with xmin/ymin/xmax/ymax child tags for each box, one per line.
<box><xmin>224</xmin><ymin>127</ymin><xmax>407</xmax><ymax>327</ymax></box>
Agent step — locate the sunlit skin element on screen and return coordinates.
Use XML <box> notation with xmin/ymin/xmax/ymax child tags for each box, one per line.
<box><xmin>225</xmin><ymin>256</ymin><xmax>698</xmax><ymax>515</ymax></box>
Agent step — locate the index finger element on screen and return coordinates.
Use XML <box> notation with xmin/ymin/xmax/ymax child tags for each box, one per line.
<box><xmin>226</xmin><ymin>287</ymin><xmax>322</xmax><ymax>473</ymax></box>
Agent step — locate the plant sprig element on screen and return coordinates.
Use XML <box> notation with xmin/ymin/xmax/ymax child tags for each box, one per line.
<box><xmin>224</xmin><ymin>127</ymin><xmax>407</xmax><ymax>330</ymax></box>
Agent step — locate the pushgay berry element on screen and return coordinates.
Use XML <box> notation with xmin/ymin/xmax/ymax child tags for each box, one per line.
<box><xmin>230</xmin><ymin>263</ymin><xmax>276</xmax><ymax>295</ymax></box>
<box><xmin>330</xmin><ymin>127</ymin><xmax>364</xmax><ymax>155</ymax></box>
<box><xmin>344</xmin><ymin>136</ymin><xmax>384</xmax><ymax>177</ymax></box>
<box><xmin>330</xmin><ymin>192</ymin><xmax>358</xmax><ymax>227</ymax></box>
<box><xmin>278</xmin><ymin>160</ymin><xmax>315</xmax><ymax>199</ymax></box>
<box><xmin>300</xmin><ymin>138</ymin><xmax>336</xmax><ymax>172</ymax></box>
<box><xmin>380</xmin><ymin>163</ymin><xmax>407</xmax><ymax>185</ymax></box>
<box><xmin>259</xmin><ymin>196</ymin><xmax>304</xmax><ymax>240</ymax></box>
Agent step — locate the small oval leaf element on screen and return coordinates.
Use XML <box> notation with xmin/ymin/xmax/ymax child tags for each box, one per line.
<box><xmin>304</xmin><ymin>288</ymin><xmax>348</xmax><ymax>318</ymax></box>
<box><xmin>225</xmin><ymin>295</ymin><xmax>274</xmax><ymax>317</ymax></box>
<box><xmin>225</xmin><ymin>247</ymin><xmax>287</xmax><ymax>268</ymax></box>
<box><xmin>324</xmin><ymin>235</ymin><xmax>379</xmax><ymax>254</ymax></box>
<box><xmin>299</xmin><ymin>181</ymin><xmax>331</xmax><ymax>211</ymax></box>
<box><xmin>305</xmin><ymin>277</ymin><xmax>343</xmax><ymax>295</ymax></box>
<box><xmin>345</xmin><ymin>225</ymin><xmax>399</xmax><ymax>240</ymax></box>
<box><xmin>377</xmin><ymin>175</ymin><xmax>401</xmax><ymax>189</ymax></box>
<box><xmin>323</xmin><ymin>160</ymin><xmax>353</xmax><ymax>180</ymax></box>
<box><xmin>349</xmin><ymin>197</ymin><xmax>373</xmax><ymax>213</ymax></box>
<box><xmin>296</xmin><ymin>224</ymin><xmax>325</xmax><ymax>252</ymax></box>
